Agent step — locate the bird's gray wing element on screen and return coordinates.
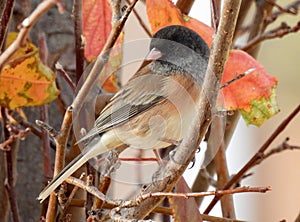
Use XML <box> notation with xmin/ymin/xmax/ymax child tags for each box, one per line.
<box><xmin>77</xmin><ymin>66</ymin><xmax>169</xmax><ymax>142</ymax></box>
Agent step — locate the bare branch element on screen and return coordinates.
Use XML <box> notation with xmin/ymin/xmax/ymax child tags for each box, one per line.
<box><xmin>205</xmin><ymin>104</ymin><xmax>300</xmax><ymax>214</ymax></box>
<box><xmin>215</xmin><ymin>141</ymin><xmax>235</xmax><ymax>218</ymax></box>
<box><xmin>72</xmin><ymin>0</ymin><xmax>84</xmax><ymax>84</ymax></box>
<box><xmin>1</xmin><ymin>108</ymin><xmax>20</xmax><ymax>222</ymax></box>
<box><xmin>211</xmin><ymin>0</ymin><xmax>221</xmax><ymax>30</ymax></box>
<box><xmin>36</xmin><ymin>120</ymin><xmax>59</xmax><ymax>139</ymax></box>
<box><xmin>265</xmin><ymin>0</ymin><xmax>300</xmax><ymax>25</ymax></box>
<box><xmin>58</xmin><ymin>173</ymin><xmax>86</xmax><ymax>220</ymax></box>
<box><xmin>256</xmin><ymin>137</ymin><xmax>300</xmax><ymax>165</ymax></box>
<box><xmin>55</xmin><ymin>63</ymin><xmax>76</xmax><ymax>92</ymax></box>
<box><xmin>0</xmin><ymin>0</ymin><xmax>16</xmax><ymax>50</ymax></box>
<box><xmin>139</xmin><ymin>186</ymin><xmax>271</xmax><ymax>200</ymax></box>
<box><xmin>239</xmin><ymin>22</ymin><xmax>300</xmax><ymax>51</ymax></box>
<box><xmin>44</xmin><ymin>106</ymin><xmax>73</xmax><ymax>220</ymax></box>
<box><xmin>0</xmin><ymin>0</ymin><xmax>59</xmax><ymax>70</ymax></box>
<box><xmin>220</xmin><ymin>68</ymin><xmax>255</xmax><ymax>89</ymax></box>
<box><xmin>265</xmin><ymin>0</ymin><xmax>299</xmax><ymax>16</ymax></box>
<box><xmin>40</xmin><ymin>105</ymin><xmax>53</xmax><ymax>179</ymax></box>
<box><xmin>176</xmin><ymin>0</ymin><xmax>195</xmax><ymax>14</ymax></box>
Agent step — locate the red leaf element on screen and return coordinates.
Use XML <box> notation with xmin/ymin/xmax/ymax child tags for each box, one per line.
<box><xmin>82</xmin><ymin>0</ymin><xmax>112</xmax><ymax>61</ymax></box>
<box><xmin>168</xmin><ymin>177</ymin><xmax>202</xmax><ymax>222</ymax></box>
<box><xmin>222</xmin><ymin>50</ymin><xmax>277</xmax><ymax>112</ymax></box>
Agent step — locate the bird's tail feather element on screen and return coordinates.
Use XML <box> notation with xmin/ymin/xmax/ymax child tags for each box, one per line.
<box><xmin>38</xmin><ymin>139</ymin><xmax>106</xmax><ymax>202</ymax></box>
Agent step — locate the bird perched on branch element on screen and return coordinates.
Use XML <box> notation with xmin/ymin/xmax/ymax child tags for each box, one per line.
<box><xmin>38</xmin><ymin>25</ymin><xmax>210</xmax><ymax>202</ymax></box>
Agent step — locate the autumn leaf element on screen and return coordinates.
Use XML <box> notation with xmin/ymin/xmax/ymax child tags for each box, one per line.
<box><xmin>82</xmin><ymin>0</ymin><xmax>112</xmax><ymax>61</ymax></box>
<box><xmin>82</xmin><ymin>0</ymin><xmax>123</xmax><ymax>93</ymax></box>
<box><xmin>221</xmin><ymin>50</ymin><xmax>279</xmax><ymax>125</ymax></box>
<box><xmin>146</xmin><ymin>0</ymin><xmax>279</xmax><ymax>126</ymax></box>
<box><xmin>168</xmin><ymin>177</ymin><xmax>202</xmax><ymax>222</ymax></box>
<box><xmin>0</xmin><ymin>32</ymin><xmax>59</xmax><ymax>109</ymax></box>
<box><xmin>146</xmin><ymin>0</ymin><xmax>213</xmax><ymax>46</ymax></box>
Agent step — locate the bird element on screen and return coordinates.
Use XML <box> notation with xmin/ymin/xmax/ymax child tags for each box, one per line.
<box><xmin>38</xmin><ymin>25</ymin><xmax>210</xmax><ymax>202</ymax></box>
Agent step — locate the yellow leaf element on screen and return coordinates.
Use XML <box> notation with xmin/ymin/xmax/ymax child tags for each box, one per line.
<box><xmin>0</xmin><ymin>32</ymin><xmax>59</xmax><ymax>109</ymax></box>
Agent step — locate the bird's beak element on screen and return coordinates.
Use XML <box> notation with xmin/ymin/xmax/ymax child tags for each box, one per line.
<box><xmin>145</xmin><ymin>48</ymin><xmax>162</xmax><ymax>61</ymax></box>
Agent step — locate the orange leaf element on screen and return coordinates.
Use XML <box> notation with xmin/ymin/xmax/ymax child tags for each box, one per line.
<box><xmin>82</xmin><ymin>0</ymin><xmax>112</xmax><ymax>61</ymax></box>
<box><xmin>0</xmin><ymin>33</ymin><xmax>59</xmax><ymax>109</ymax></box>
<box><xmin>146</xmin><ymin>0</ymin><xmax>279</xmax><ymax>125</ymax></box>
<box><xmin>168</xmin><ymin>177</ymin><xmax>202</xmax><ymax>222</ymax></box>
<box><xmin>100</xmin><ymin>32</ymin><xmax>124</xmax><ymax>93</ymax></box>
<box><xmin>146</xmin><ymin>0</ymin><xmax>184</xmax><ymax>34</ymax></box>
<box><xmin>146</xmin><ymin>0</ymin><xmax>213</xmax><ymax>46</ymax></box>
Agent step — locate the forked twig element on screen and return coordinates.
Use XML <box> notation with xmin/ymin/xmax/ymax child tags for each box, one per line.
<box><xmin>205</xmin><ymin>105</ymin><xmax>300</xmax><ymax>214</ymax></box>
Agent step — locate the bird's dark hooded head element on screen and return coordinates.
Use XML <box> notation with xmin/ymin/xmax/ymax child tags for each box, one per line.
<box><xmin>149</xmin><ymin>25</ymin><xmax>210</xmax><ymax>83</ymax></box>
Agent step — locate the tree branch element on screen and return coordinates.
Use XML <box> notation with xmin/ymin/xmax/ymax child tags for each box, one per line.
<box><xmin>1</xmin><ymin>108</ymin><xmax>20</xmax><ymax>222</ymax></box>
<box><xmin>44</xmin><ymin>106</ymin><xmax>73</xmax><ymax>221</ymax></box>
<box><xmin>0</xmin><ymin>0</ymin><xmax>60</xmax><ymax>70</ymax></box>
<box><xmin>204</xmin><ymin>104</ymin><xmax>300</xmax><ymax>214</ymax></box>
<box><xmin>176</xmin><ymin>0</ymin><xmax>195</xmax><ymax>14</ymax></box>
<box><xmin>0</xmin><ymin>0</ymin><xmax>15</xmax><ymax>50</ymax></box>
<box><xmin>265</xmin><ymin>0</ymin><xmax>300</xmax><ymax>25</ymax></box>
<box><xmin>239</xmin><ymin>21</ymin><xmax>300</xmax><ymax>52</ymax></box>
<box><xmin>72</xmin><ymin>0</ymin><xmax>84</xmax><ymax>84</ymax></box>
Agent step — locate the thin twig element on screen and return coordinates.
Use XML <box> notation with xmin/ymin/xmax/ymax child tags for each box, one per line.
<box><xmin>265</xmin><ymin>0</ymin><xmax>298</xmax><ymax>15</ymax></box>
<box><xmin>176</xmin><ymin>0</ymin><xmax>195</xmax><ymax>14</ymax></box>
<box><xmin>215</xmin><ymin>141</ymin><xmax>235</xmax><ymax>218</ymax></box>
<box><xmin>211</xmin><ymin>0</ymin><xmax>221</xmax><ymax>30</ymax></box>
<box><xmin>59</xmin><ymin>173</ymin><xmax>86</xmax><ymax>220</ymax></box>
<box><xmin>40</xmin><ymin>105</ymin><xmax>53</xmax><ymax>179</ymax></box>
<box><xmin>256</xmin><ymin>137</ymin><xmax>300</xmax><ymax>165</ymax></box>
<box><xmin>125</xmin><ymin>0</ymin><xmax>151</xmax><ymax>37</ymax></box>
<box><xmin>65</xmin><ymin>175</ymin><xmax>269</xmax><ymax>209</ymax></box>
<box><xmin>0</xmin><ymin>0</ymin><xmax>59</xmax><ymax>70</ymax></box>
<box><xmin>38</xmin><ymin>32</ymin><xmax>49</xmax><ymax>65</ymax></box>
<box><xmin>204</xmin><ymin>104</ymin><xmax>300</xmax><ymax>214</ymax></box>
<box><xmin>1</xmin><ymin>108</ymin><xmax>20</xmax><ymax>222</ymax></box>
<box><xmin>0</xmin><ymin>126</ymin><xmax>30</xmax><ymax>151</ymax></box>
<box><xmin>72</xmin><ymin>0</ymin><xmax>84</xmax><ymax>84</ymax></box>
<box><xmin>240</xmin><ymin>21</ymin><xmax>300</xmax><ymax>51</ymax></box>
<box><xmin>154</xmin><ymin>206</ymin><xmax>246</xmax><ymax>222</ymax></box>
<box><xmin>132</xmin><ymin>8</ymin><xmax>151</xmax><ymax>37</ymax></box>
<box><xmin>65</xmin><ymin>176</ymin><xmax>121</xmax><ymax>206</ymax></box>
<box><xmin>36</xmin><ymin>120</ymin><xmax>59</xmax><ymax>138</ymax></box>
<box><xmin>8</xmin><ymin>110</ymin><xmax>56</xmax><ymax>148</ymax></box>
<box><xmin>140</xmin><ymin>186</ymin><xmax>271</xmax><ymax>200</ymax></box>
<box><xmin>55</xmin><ymin>63</ymin><xmax>76</xmax><ymax>92</ymax></box>
<box><xmin>119</xmin><ymin>157</ymin><xmax>157</xmax><ymax>162</ymax></box>
<box><xmin>220</xmin><ymin>68</ymin><xmax>255</xmax><ymax>89</ymax></box>
<box><xmin>0</xmin><ymin>0</ymin><xmax>15</xmax><ymax>50</ymax></box>
<box><xmin>265</xmin><ymin>0</ymin><xmax>300</xmax><ymax>25</ymax></box>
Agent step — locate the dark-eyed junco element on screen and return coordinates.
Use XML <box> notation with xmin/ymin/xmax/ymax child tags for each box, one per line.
<box><xmin>38</xmin><ymin>25</ymin><xmax>210</xmax><ymax>202</ymax></box>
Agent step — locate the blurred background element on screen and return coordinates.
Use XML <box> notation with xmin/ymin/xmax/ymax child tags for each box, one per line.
<box><xmin>4</xmin><ymin>0</ymin><xmax>300</xmax><ymax>221</ymax></box>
